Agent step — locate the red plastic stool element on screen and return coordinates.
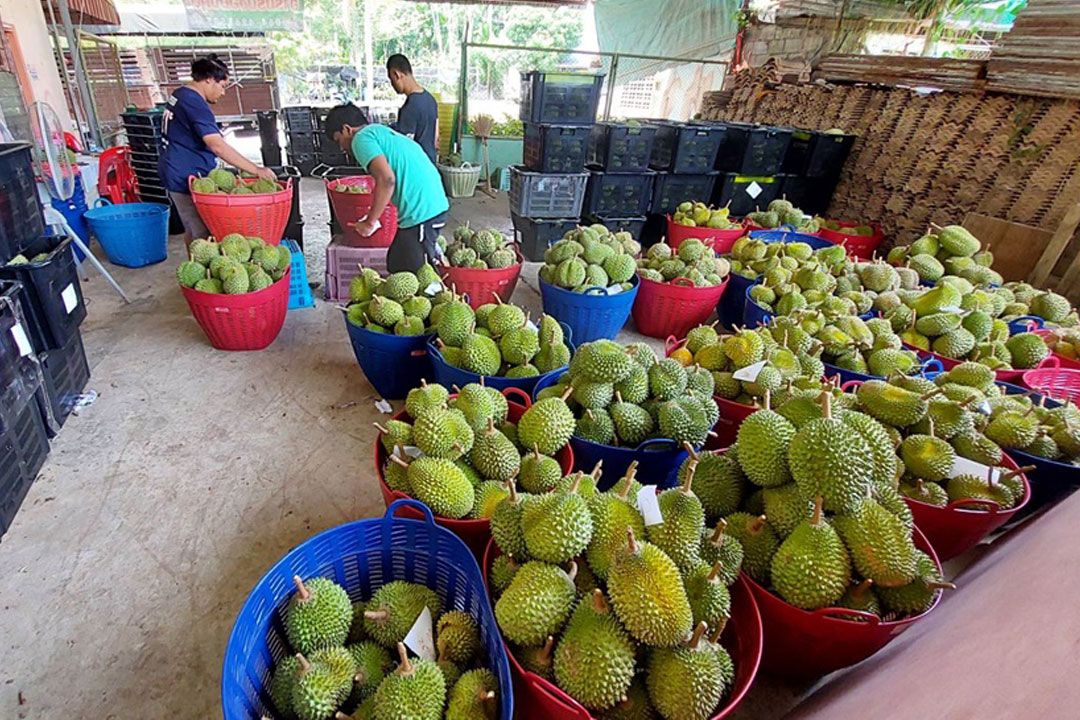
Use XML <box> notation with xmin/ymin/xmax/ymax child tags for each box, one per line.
<box><xmin>98</xmin><ymin>146</ymin><xmax>139</xmax><ymax>204</ymax></box>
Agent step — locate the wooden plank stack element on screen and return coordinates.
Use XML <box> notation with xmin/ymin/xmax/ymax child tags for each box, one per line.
<box><xmin>987</xmin><ymin>0</ymin><xmax>1080</xmax><ymax>100</ymax></box>
<box><xmin>814</xmin><ymin>54</ymin><xmax>987</xmax><ymax>93</ymax></box>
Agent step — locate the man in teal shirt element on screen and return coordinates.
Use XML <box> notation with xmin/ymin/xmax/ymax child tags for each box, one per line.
<box><xmin>325</xmin><ymin>103</ymin><xmax>449</xmax><ymax>272</ymax></box>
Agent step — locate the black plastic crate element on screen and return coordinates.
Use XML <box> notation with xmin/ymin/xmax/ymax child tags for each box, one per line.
<box><xmin>270</xmin><ymin>166</ymin><xmax>304</xmax><ymax>248</ymax></box>
<box><xmin>523</xmin><ymin>123</ymin><xmax>590</xmax><ymax>173</ymax></box>
<box><xmin>282</xmin><ymin>106</ymin><xmax>315</xmax><ymax>133</ymax></box>
<box><xmin>0</xmin><ymin>143</ymin><xmax>45</xmax><ymax>264</ymax></box>
<box><xmin>804</xmin><ymin>131</ymin><xmax>855</xmax><ymax>178</ymax></box>
<box><xmin>511</xmin><ymin>212</ymin><xmax>578</xmax><ymax>261</ymax></box>
<box><xmin>715</xmin><ymin>123</ymin><xmax>792</xmax><ymax>175</ymax></box>
<box><xmin>291</xmin><ymin>153</ymin><xmax>319</xmax><ymax>176</ymax></box>
<box><xmin>520</xmin><ymin>71</ymin><xmax>604</xmax><ymax>126</ymax></box>
<box><xmin>650</xmin><ymin>172</ymin><xmax>719</xmax><ymax>216</ymax></box>
<box><xmin>713</xmin><ymin>174</ymin><xmax>782</xmax><ymax>217</ymax></box>
<box><xmin>640</xmin><ymin>213</ymin><xmax>667</xmax><ymax>248</ymax></box>
<box><xmin>287</xmin><ymin>132</ymin><xmax>318</xmax><ymax>155</ymax></box>
<box><xmin>583</xmin><ymin>214</ymin><xmax>646</xmax><ymax>238</ymax></box>
<box><xmin>127</xmin><ymin>135</ymin><xmax>163</xmax><ymax>155</ymax></box>
<box><xmin>121</xmin><ymin>111</ymin><xmax>164</xmax><ymax>128</ymax></box>
<box><xmin>0</xmin><ymin>235</ymin><xmax>86</xmax><ymax>353</ymax></box>
<box><xmin>583</xmin><ymin>171</ymin><xmax>655</xmax><ymax>218</ymax></box>
<box><xmin>37</xmin><ymin>329</ymin><xmax>89</xmax><ymax>434</ymax></box>
<box><xmin>125</xmin><ymin>125</ymin><xmax>163</xmax><ymax>141</ymax></box>
<box><xmin>783</xmin><ymin>129</ymin><xmax>813</xmax><ymax>175</ymax></box>
<box><xmin>318</xmin><ymin>150</ymin><xmax>352</xmax><ymax>167</ymax></box>
<box><xmin>0</xmin><ymin>387</ymin><xmax>49</xmax><ymax>538</ymax></box>
<box><xmin>780</xmin><ymin>174</ymin><xmax>836</xmax><ymax>216</ymax></box>
<box><xmin>589</xmin><ymin>122</ymin><xmax>658</xmax><ymax>172</ymax></box>
<box><xmin>649</xmin><ymin>122</ymin><xmax>725</xmax><ymax>174</ymax></box>
<box><xmin>0</xmin><ymin>280</ymin><xmax>39</xmax><ymax>410</ymax></box>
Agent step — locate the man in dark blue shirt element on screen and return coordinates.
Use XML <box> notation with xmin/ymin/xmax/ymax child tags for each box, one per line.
<box><xmin>387</xmin><ymin>54</ymin><xmax>438</xmax><ymax>164</ymax></box>
<box><xmin>158</xmin><ymin>54</ymin><xmax>277</xmax><ymax>243</ymax></box>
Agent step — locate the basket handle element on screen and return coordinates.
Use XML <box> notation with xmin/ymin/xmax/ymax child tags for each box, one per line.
<box><xmin>93</xmin><ymin>197</ymin><xmax>112</xmax><ymax>208</ymax></box>
<box><xmin>664</xmin><ymin>335</ymin><xmax>685</xmax><ymax>356</ymax></box>
<box><xmin>671</xmin><ymin>277</ymin><xmax>696</xmax><ymax>288</ymax></box>
<box><xmin>1038</xmin><ymin>355</ymin><xmax>1060</xmax><ymax>370</ymax></box>
<box><xmin>529</xmin><ymin>675</ymin><xmax>592</xmax><ymax>719</ymax></box>
<box><xmin>946</xmin><ymin>498</ymin><xmax>1001</xmax><ymax>514</ymax></box>
<box><xmin>501</xmin><ymin>386</ymin><xmax>532</xmax><ymax>409</ymax></box>
<box><xmin>560</xmin><ymin>322</ymin><xmax>573</xmax><ymax>350</ymax></box>
<box><xmin>813</xmin><ymin>607</ymin><xmax>882</xmax><ymax>625</ymax></box>
<box><xmin>582</xmin><ymin>286</ymin><xmax>610</xmax><ymax>296</ymax></box>
<box><xmin>386</xmin><ymin>498</ymin><xmax>436</xmax><ymax>525</ymax></box>
<box><xmin>1011</xmin><ymin>315</ymin><xmax>1044</xmax><ymax>332</ymax></box>
<box><xmin>840</xmin><ymin>379</ymin><xmax>862</xmax><ymax>392</ymax></box>
<box><xmin>634</xmin><ymin>437</ymin><xmax>683</xmax><ymax>452</ymax></box>
<box><xmin>919</xmin><ymin>357</ymin><xmax>944</xmax><ymax>376</ymax></box>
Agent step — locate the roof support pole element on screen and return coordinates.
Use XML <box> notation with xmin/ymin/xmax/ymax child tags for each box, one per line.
<box><xmin>56</xmin><ymin>0</ymin><xmax>103</xmax><ymax>148</ymax></box>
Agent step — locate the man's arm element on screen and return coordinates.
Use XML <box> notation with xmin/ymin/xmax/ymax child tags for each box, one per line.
<box><xmin>354</xmin><ymin>155</ymin><xmax>396</xmax><ymax>237</ymax></box>
<box><xmin>204</xmin><ymin>134</ymin><xmax>276</xmax><ymax>182</ymax></box>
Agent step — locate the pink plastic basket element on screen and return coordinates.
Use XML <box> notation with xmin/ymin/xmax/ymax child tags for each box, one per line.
<box><xmin>189</xmin><ymin>176</ymin><xmax>293</xmax><ymax>245</ymax></box>
<box><xmin>817</xmin><ymin>221</ymin><xmax>885</xmax><ymax>260</ymax></box>
<box><xmin>180</xmin><ymin>267</ymin><xmax>290</xmax><ymax>351</ymax></box>
<box><xmin>666</xmin><ymin>215</ymin><xmax>747</xmax><ymax>254</ymax></box>
<box><xmin>632</xmin><ymin>275</ymin><xmax>729</xmax><ymax>339</ymax></box>
<box><xmin>1021</xmin><ymin>363</ymin><xmax>1080</xmax><ymax>404</ymax></box>
<box><xmin>324</xmin><ymin>240</ymin><xmax>389</xmax><ymax>301</ymax></box>
<box><xmin>326</xmin><ymin>176</ymin><xmax>399</xmax><ymax>247</ymax></box>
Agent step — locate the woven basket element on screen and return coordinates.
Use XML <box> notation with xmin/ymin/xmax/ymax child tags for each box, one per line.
<box><xmin>438</xmin><ymin>162</ymin><xmax>482</xmax><ymax>198</ymax></box>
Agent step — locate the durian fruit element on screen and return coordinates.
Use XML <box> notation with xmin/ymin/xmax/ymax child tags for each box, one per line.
<box><xmin>607</xmin><ymin>529</ymin><xmax>694</xmax><ymax>647</ymax></box>
<box><xmin>647</xmin><ymin>460</ymin><xmax>706</xmax><ymax>573</ymax></box>
<box><xmin>876</xmin><ymin>551</ymin><xmax>955</xmax><ymax>615</ymax></box>
<box><xmin>436</xmin><ymin>611</ymin><xmax>481</xmax><ymax>666</ymax></box>
<box><xmin>285</xmin><ymin>576</ymin><xmax>354</xmax><ymax>655</ymax></box>
<box><xmin>490</xmin><ymin>479</ymin><xmax>529</xmax><ymax>558</ymax></box>
<box><xmin>391</xmin><ymin>455</ymin><xmax>475</xmax><ymax>519</ymax></box>
<box><xmin>684</xmin><ymin>560</ymin><xmax>732</xmax><ymax>633</ymax></box>
<box><xmin>553</xmin><ymin>590</ymin><xmax>636</xmax><ymax>711</ymax></box>
<box><xmin>770</xmin><ymin>497</ymin><xmax>852</xmax><ymax>610</ymax></box>
<box><xmin>495</xmin><ymin>561</ymin><xmax>577</xmax><ymax>646</ymax></box>
<box><xmin>646</xmin><ymin>623</ymin><xmax>729</xmax><ymax>720</ymax></box>
<box><xmin>517</xmin><ymin>387</ymin><xmax>576</xmax><ymax>455</ymax></box>
<box><xmin>700</xmin><ymin>520</ymin><xmax>744</xmax><ymax>585</ymax></box>
<box><xmin>734</xmin><ymin>392</ymin><xmax>796</xmax><ymax>488</ymax></box>
<box><xmin>362</xmin><ymin>581</ymin><xmax>442</xmax><ymax>649</ymax></box>
<box><xmin>680</xmin><ymin>447</ymin><xmax>745</xmax><ymax>521</ymax></box>
<box><xmin>269</xmin><ymin>654</ymin><xmax>302</xmax><ymax>719</ymax></box>
<box><xmin>445</xmin><ymin>668</ymin><xmax>498</xmax><ymax>720</ymax></box>
<box><xmin>585</xmin><ymin>464</ymin><xmax>647</xmax><ymax>580</ymax></box>
<box><xmin>788</xmin><ymin>393</ymin><xmax>873</xmax><ymax>513</ymax></box>
<box><xmin>372</xmin><ymin>643</ymin><xmax>446</xmax><ymax>720</ymax></box>
<box><xmin>292</xmin><ymin>648</ymin><xmax>355</xmax><ymax>720</ymax></box>
<box><xmin>521</xmin><ymin>475</ymin><xmax>594</xmax><ymax>563</ymax></box>
<box><xmin>832</xmin><ymin>500</ymin><xmax>918</xmax><ymax>588</ymax></box>
<box><xmin>722</xmin><ymin>512</ymin><xmax>779</xmax><ymax>584</ymax></box>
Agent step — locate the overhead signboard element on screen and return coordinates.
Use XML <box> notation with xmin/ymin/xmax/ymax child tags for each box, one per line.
<box><xmin>184</xmin><ymin>0</ymin><xmax>304</xmax><ymax>32</ymax></box>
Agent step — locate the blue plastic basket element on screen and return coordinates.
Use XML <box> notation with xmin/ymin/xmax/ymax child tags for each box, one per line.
<box><xmin>539</xmin><ymin>275</ymin><xmax>638</xmax><ymax>344</ymax></box>
<box><xmin>345</xmin><ymin>316</ymin><xmax>432</xmax><ymax>399</ymax></box>
<box><xmin>221</xmin><ymin>499</ymin><xmax>514</xmax><ymax>720</ymax></box>
<box><xmin>426</xmin><ymin>322</ymin><xmax>573</xmax><ymax>396</ymax></box>
<box><xmin>717</xmin><ymin>272</ymin><xmax>758</xmax><ymax>331</ymax></box>
<box><xmin>282</xmin><ymin>239</ymin><xmax>314</xmax><ymax>310</ymax></box>
<box><xmin>83</xmin><ymin>200</ymin><xmax>169</xmax><ymax>268</ymax></box>
<box><xmin>825</xmin><ymin>355</ymin><xmax>944</xmax><ymax>386</ymax></box>
<box><xmin>533</xmin><ymin>370</ymin><xmax>693</xmax><ymax>489</ymax></box>
<box><xmin>748</xmin><ymin>229</ymin><xmax>833</xmax><ymax>249</ymax></box>
<box><xmin>741</xmin><ymin>285</ymin><xmax>878</xmax><ymax>330</ymax></box>
<box><xmin>1007</xmin><ymin>315</ymin><xmax>1044</xmax><ymax>335</ymax></box>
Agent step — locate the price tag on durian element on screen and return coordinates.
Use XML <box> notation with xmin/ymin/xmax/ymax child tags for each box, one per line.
<box><xmin>392</xmin><ymin>445</ymin><xmax>423</xmax><ymax>459</ymax></box>
<box><xmin>975</xmin><ymin>400</ymin><xmax>992</xmax><ymax>415</ymax></box>
<box><xmin>951</xmin><ymin>456</ymin><xmax>1001</xmax><ymax>485</ymax></box>
<box><xmin>938</xmin><ymin>305</ymin><xmax>962</xmax><ymax>314</ymax></box>
<box><xmin>745</xmin><ymin>181</ymin><xmax>763</xmax><ymax>199</ymax></box>
<box><xmin>637</xmin><ymin>485</ymin><xmax>664</xmax><ymax>526</ymax></box>
<box><xmin>606</xmin><ymin>284</ymin><xmax>623</xmax><ymax>295</ymax></box>
<box><xmin>525</xmin><ymin>320</ymin><xmax>538</xmax><ymax>332</ymax></box>
<box><xmin>10</xmin><ymin>323</ymin><xmax>31</xmax><ymax>357</ymax></box>
<box><xmin>374</xmin><ymin>399</ymin><xmax>394</xmax><ymax>414</ymax></box>
<box><xmin>732</xmin><ymin>360</ymin><xmax>767</xmax><ymax>382</ymax></box>
<box><xmin>61</xmin><ymin>283</ymin><xmax>78</xmax><ymax>314</ymax></box>
<box><xmin>403</xmin><ymin>606</ymin><xmax>436</xmax><ymax>661</ymax></box>
<box><xmin>423</xmin><ymin>281</ymin><xmax>443</xmax><ymax>296</ymax></box>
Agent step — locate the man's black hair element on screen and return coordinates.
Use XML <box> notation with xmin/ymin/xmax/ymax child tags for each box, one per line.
<box><xmin>323</xmin><ymin>104</ymin><xmax>369</xmax><ymax>141</ymax></box>
<box><xmin>191</xmin><ymin>54</ymin><xmax>229</xmax><ymax>83</ymax></box>
<box><xmin>386</xmin><ymin>54</ymin><xmax>413</xmax><ymax>75</ymax></box>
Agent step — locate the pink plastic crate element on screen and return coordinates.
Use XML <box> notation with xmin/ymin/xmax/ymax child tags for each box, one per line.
<box><xmin>325</xmin><ymin>237</ymin><xmax>389</xmax><ymax>301</ymax></box>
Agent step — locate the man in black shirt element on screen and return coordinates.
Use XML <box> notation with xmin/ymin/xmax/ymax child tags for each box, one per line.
<box><xmin>387</xmin><ymin>54</ymin><xmax>438</xmax><ymax>163</ymax></box>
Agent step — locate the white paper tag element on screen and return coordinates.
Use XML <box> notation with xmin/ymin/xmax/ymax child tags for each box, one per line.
<box><xmin>392</xmin><ymin>445</ymin><xmax>423</xmax><ymax>459</ymax></box>
<box><xmin>732</xmin><ymin>360</ymin><xmax>767</xmax><ymax>382</ymax></box>
<box><xmin>951</xmin><ymin>456</ymin><xmax>1001</xmax><ymax>485</ymax></box>
<box><xmin>61</xmin><ymin>284</ymin><xmax>78</xmax><ymax>314</ymax></box>
<box><xmin>374</xmin><ymin>399</ymin><xmax>393</xmax><ymax>414</ymax></box>
<box><xmin>424</xmin><ymin>281</ymin><xmax>443</xmax><ymax>296</ymax></box>
<box><xmin>975</xmin><ymin>401</ymin><xmax>991</xmax><ymax>415</ymax></box>
<box><xmin>637</xmin><ymin>485</ymin><xmax>664</xmax><ymax>526</ymax></box>
<box><xmin>746</xmin><ymin>181</ymin><xmax>763</xmax><ymax>199</ymax></box>
<box><xmin>525</xmin><ymin>320</ymin><xmax>538</xmax><ymax>332</ymax></box>
<box><xmin>403</xmin><ymin>606</ymin><xmax>436</xmax><ymax>661</ymax></box>
<box><xmin>606</xmin><ymin>284</ymin><xmax>623</xmax><ymax>295</ymax></box>
<box><xmin>10</xmin><ymin>323</ymin><xmax>31</xmax><ymax>357</ymax></box>
<box><xmin>938</xmin><ymin>305</ymin><xmax>962</xmax><ymax>313</ymax></box>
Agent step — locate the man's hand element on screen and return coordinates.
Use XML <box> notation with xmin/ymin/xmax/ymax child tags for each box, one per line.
<box><xmin>254</xmin><ymin>166</ymin><xmax>279</xmax><ymax>183</ymax></box>
<box><xmin>351</xmin><ymin>216</ymin><xmax>380</xmax><ymax>238</ymax></box>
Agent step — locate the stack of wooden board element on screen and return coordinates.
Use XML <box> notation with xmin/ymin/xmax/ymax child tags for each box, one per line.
<box><xmin>987</xmin><ymin>0</ymin><xmax>1080</xmax><ymax>100</ymax></box>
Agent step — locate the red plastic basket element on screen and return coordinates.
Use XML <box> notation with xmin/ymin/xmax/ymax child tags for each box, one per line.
<box><xmin>180</xmin><ymin>267</ymin><xmax>290</xmax><ymax>351</ymax></box>
<box><xmin>902</xmin><ymin>343</ymin><xmax>1053</xmax><ymax>385</ymax></box>
<box><xmin>326</xmin><ymin>176</ymin><xmax>399</xmax><ymax>247</ymax></box>
<box><xmin>904</xmin><ymin>451</ymin><xmax>1031</xmax><ymax>562</ymax></box>
<box><xmin>188</xmin><ymin>176</ymin><xmax>294</xmax><ymax>245</ymax></box>
<box><xmin>632</xmin><ymin>275</ymin><xmax>729</xmax><ymax>340</ymax></box>
<box><xmin>1021</xmin><ymin>362</ymin><xmax>1080</xmax><ymax>404</ymax></box>
<box><xmin>375</xmin><ymin>387</ymin><xmax>574</xmax><ymax>558</ymax></box>
<box><xmin>483</xmin><ymin>539</ymin><xmax>762</xmax><ymax>720</ymax></box>
<box><xmin>441</xmin><ymin>248</ymin><xmax>524</xmax><ymax>309</ymax></box>
<box><xmin>666</xmin><ymin>215</ymin><xmax>747</xmax><ymax>254</ymax></box>
<box><xmin>748</xmin><ymin>526</ymin><xmax>943</xmax><ymax>679</ymax></box>
<box><xmin>817</xmin><ymin>221</ymin><xmax>885</xmax><ymax>260</ymax></box>
<box><xmin>1034</xmin><ymin>329</ymin><xmax>1080</xmax><ymax>370</ymax></box>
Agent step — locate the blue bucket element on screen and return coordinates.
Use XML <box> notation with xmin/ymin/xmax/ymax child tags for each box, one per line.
<box><xmin>717</xmin><ymin>272</ymin><xmax>758</xmax><ymax>331</ymax></box>
<box><xmin>221</xmin><ymin>499</ymin><xmax>514</xmax><ymax>720</ymax></box>
<box><xmin>533</xmin><ymin>370</ymin><xmax>693</xmax><ymax>489</ymax></box>
<box><xmin>539</xmin><ymin>276</ymin><xmax>638</xmax><ymax>344</ymax></box>
<box><xmin>426</xmin><ymin>322</ymin><xmax>573</xmax><ymax>395</ymax></box>
<box><xmin>83</xmin><ymin>200</ymin><xmax>169</xmax><ymax>268</ymax></box>
<box><xmin>749</xmin><ymin>229</ymin><xmax>833</xmax><ymax>249</ymax></box>
<box><xmin>345</xmin><ymin>316</ymin><xmax>432</xmax><ymax>399</ymax></box>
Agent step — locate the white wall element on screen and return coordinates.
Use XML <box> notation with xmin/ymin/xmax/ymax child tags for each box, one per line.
<box><xmin>0</xmin><ymin>0</ymin><xmax>73</xmax><ymax>130</ymax></box>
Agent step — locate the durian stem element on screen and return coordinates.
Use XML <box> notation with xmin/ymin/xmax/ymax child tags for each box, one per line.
<box><xmin>819</xmin><ymin>391</ymin><xmax>832</xmax><ymax>420</ymax></box>
<box><xmin>365</xmin><ymin>609</ymin><xmax>390</xmax><ymax>621</ymax></box>
<box><xmin>614</xmin><ymin>390</ymin><xmax>625</xmax><ymax>404</ymax></box>
<box><xmin>764</xmin><ymin>388</ymin><xmax>772</xmax><ymax>411</ymax></box>
<box><xmin>748</xmin><ymin>515</ymin><xmax>768</xmax><ymax>534</ymax></box>
<box><xmin>296</xmin><ymin>653</ymin><xmax>311</xmax><ymax>673</ymax></box>
<box><xmin>682</xmin><ymin>459</ymin><xmax>697</xmax><ymax>495</ymax></box>
<box><xmin>591</xmin><ymin>588</ymin><xmax>610</xmax><ymax>614</ymax></box>
<box><xmin>709</xmin><ymin>618</ymin><xmax>728</xmax><ymax>644</ymax></box>
<box><xmin>568</xmin><ymin>473</ymin><xmax>583</xmax><ymax>494</ymax></box>
<box><xmin>626</xmin><ymin>527</ymin><xmax>639</xmax><ymax>554</ymax></box>
<box><xmin>710</xmin><ymin>519</ymin><xmax>728</xmax><ymax>544</ymax></box>
<box><xmin>811</xmin><ymin>497</ymin><xmax>824</xmax><ymax>526</ymax></box>
<box><xmin>373</xmin><ymin>422</ymin><xmax>389</xmax><ymax>434</ymax></box>
<box><xmin>292</xmin><ymin>576</ymin><xmax>310</xmax><ymax>602</ymax></box>
<box><xmin>505</xmin><ymin>478</ymin><xmax>519</xmax><ymax>503</ymax></box>
<box><xmin>927</xmin><ymin>416</ymin><xmax>936</xmax><ymax>438</ymax></box>
<box><xmin>1000</xmin><ymin>465</ymin><xmax>1035</xmax><ymax>480</ymax></box>
<box><xmin>851</xmin><ymin>578</ymin><xmax>874</xmax><ymax>600</ymax></box>
<box><xmin>681</xmin><ymin>441</ymin><xmax>699</xmax><ymax>459</ymax></box>
<box><xmin>389</xmin><ymin>452</ymin><xmax>411</xmax><ymax>468</ymax></box>
<box><xmin>487</xmin><ymin>416</ymin><xmax>496</xmax><ymax>432</ymax></box>
<box><xmin>928</xmin><ymin>580</ymin><xmax>957</xmax><ymax>591</ymax></box>
<box><xmin>539</xmin><ymin>635</ymin><xmax>555</xmax><ymax>661</ymax></box>
<box><xmin>688</xmin><ymin>621</ymin><xmax>708</xmax><ymax>650</ymax></box>
<box><xmin>560</xmin><ymin>385</ymin><xmax>574</xmax><ymax>402</ymax></box>
<box><xmin>920</xmin><ymin>389</ymin><xmax>942</xmax><ymax>401</ymax></box>
<box><xmin>396</xmin><ymin>642</ymin><xmax>412</xmax><ymax>674</ymax></box>
<box><xmin>479</xmin><ymin>689</ymin><xmax>496</xmax><ymax>702</ymax></box>
<box><xmin>707</xmin><ymin>560</ymin><xmax>723</xmax><ymax>582</ymax></box>
<box><xmin>590</xmin><ymin>460</ymin><xmax>604</xmax><ymax>481</ymax></box>
<box><xmin>566</xmin><ymin>560</ymin><xmax>579</xmax><ymax>583</ymax></box>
